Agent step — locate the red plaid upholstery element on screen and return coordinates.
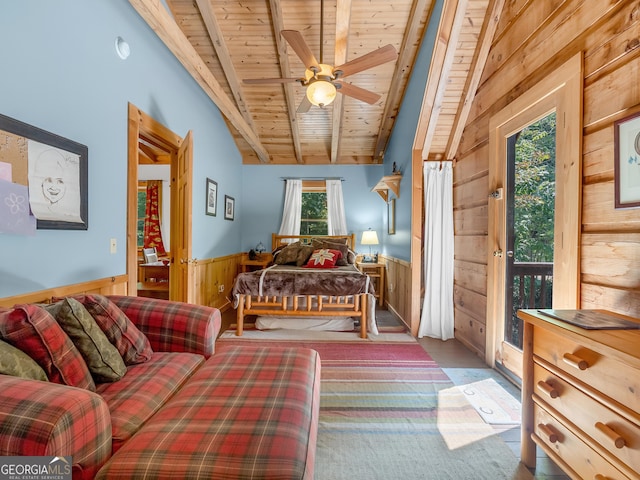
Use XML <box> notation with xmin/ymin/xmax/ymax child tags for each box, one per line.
<box><xmin>0</xmin><ymin>304</ymin><xmax>95</xmax><ymax>391</ymax></box>
<box><xmin>108</xmin><ymin>295</ymin><xmax>220</xmax><ymax>358</ymax></box>
<box><xmin>95</xmin><ymin>352</ymin><xmax>204</xmax><ymax>452</ymax></box>
<box><xmin>96</xmin><ymin>345</ymin><xmax>321</xmax><ymax>480</ymax></box>
<box><xmin>0</xmin><ymin>375</ymin><xmax>111</xmax><ymax>480</ymax></box>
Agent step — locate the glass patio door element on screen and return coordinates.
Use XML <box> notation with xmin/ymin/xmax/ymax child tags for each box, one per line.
<box><xmin>502</xmin><ymin>114</ymin><xmax>556</xmax><ymax>361</ymax></box>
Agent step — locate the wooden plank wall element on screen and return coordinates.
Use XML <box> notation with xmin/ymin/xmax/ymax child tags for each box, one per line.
<box><xmin>454</xmin><ymin>0</ymin><xmax>640</xmax><ymax>357</ymax></box>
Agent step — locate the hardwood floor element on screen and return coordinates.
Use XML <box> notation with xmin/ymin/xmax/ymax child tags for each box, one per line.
<box><xmin>218</xmin><ymin>308</ymin><xmax>569</xmax><ymax>479</ymax></box>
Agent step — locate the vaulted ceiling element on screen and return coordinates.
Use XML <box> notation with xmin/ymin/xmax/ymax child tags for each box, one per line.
<box><xmin>129</xmin><ymin>0</ymin><xmax>502</xmax><ymax>165</ymax></box>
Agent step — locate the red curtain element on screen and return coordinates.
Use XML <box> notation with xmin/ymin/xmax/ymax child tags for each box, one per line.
<box><xmin>143</xmin><ymin>181</ymin><xmax>166</xmax><ymax>255</ymax></box>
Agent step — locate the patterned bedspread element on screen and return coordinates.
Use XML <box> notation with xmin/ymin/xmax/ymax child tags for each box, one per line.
<box><xmin>231</xmin><ymin>264</ymin><xmax>374</xmax><ymax>297</ymax></box>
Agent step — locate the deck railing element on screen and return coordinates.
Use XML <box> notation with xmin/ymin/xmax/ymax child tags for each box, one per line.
<box><xmin>508</xmin><ymin>261</ymin><xmax>553</xmax><ymax>348</ymax></box>
<box><xmin>512</xmin><ymin>261</ymin><xmax>554</xmax><ymax>309</ymax></box>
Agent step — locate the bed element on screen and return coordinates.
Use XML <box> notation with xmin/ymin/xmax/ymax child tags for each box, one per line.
<box><xmin>231</xmin><ymin>233</ymin><xmax>377</xmax><ymax>338</ymax></box>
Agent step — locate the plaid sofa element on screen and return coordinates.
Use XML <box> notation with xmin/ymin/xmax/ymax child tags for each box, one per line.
<box><xmin>0</xmin><ymin>296</ymin><xmax>321</xmax><ymax>480</ymax></box>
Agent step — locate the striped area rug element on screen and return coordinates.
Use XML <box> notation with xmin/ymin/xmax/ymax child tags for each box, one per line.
<box><xmin>218</xmin><ymin>337</ymin><xmax>532</xmax><ymax>479</ymax></box>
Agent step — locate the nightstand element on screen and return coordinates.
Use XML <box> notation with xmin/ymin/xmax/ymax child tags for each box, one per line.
<box><xmin>356</xmin><ymin>261</ymin><xmax>385</xmax><ymax>308</ymax></box>
<box><xmin>239</xmin><ymin>253</ymin><xmax>272</xmax><ymax>273</ymax></box>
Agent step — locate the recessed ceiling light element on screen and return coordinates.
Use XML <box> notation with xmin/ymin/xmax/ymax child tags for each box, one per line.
<box><xmin>115</xmin><ymin>37</ymin><xmax>130</xmax><ymax>60</ymax></box>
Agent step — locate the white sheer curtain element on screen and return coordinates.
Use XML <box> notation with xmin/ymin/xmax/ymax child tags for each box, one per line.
<box><xmin>326</xmin><ymin>179</ymin><xmax>347</xmax><ymax>235</ymax></box>
<box><xmin>419</xmin><ymin>161</ymin><xmax>454</xmax><ymax>340</ymax></box>
<box><xmin>278</xmin><ymin>179</ymin><xmax>302</xmax><ymax>237</ymax></box>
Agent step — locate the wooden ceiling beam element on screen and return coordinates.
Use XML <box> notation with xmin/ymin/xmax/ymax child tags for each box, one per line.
<box><xmin>331</xmin><ymin>0</ymin><xmax>353</xmax><ymax>163</ymax></box>
<box><xmin>413</xmin><ymin>0</ymin><xmax>468</xmax><ymax>158</ymax></box>
<box><xmin>269</xmin><ymin>0</ymin><xmax>304</xmax><ymax>164</ymax></box>
<box><xmin>195</xmin><ymin>0</ymin><xmax>259</xmax><ymax>133</ymax></box>
<box><xmin>445</xmin><ymin>0</ymin><xmax>505</xmax><ymax>160</ymax></box>
<box><xmin>375</xmin><ymin>0</ymin><xmax>435</xmax><ymax>160</ymax></box>
<box><xmin>127</xmin><ymin>0</ymin><xmax>271</xmax><ymax>163</ymax></box>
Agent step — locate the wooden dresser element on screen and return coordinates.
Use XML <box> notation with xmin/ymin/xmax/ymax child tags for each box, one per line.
<box><xmin>518</xmin><ymin>309</ymin><xmax>640</xmax><ymax>480</ymax></box>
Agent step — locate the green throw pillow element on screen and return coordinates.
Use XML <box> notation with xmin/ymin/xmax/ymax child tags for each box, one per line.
<box><xmin>0</xmin><ymin>338</ymin><xmax>48</xmax><ymax>381</ymax></box>
<box><xmin>45</xmin><ymin>298</ymin><xmax>127</xmax><ymax>383</ymax></box>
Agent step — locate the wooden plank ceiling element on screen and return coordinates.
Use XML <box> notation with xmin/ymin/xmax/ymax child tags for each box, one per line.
<box><xmin>129</xmin><ymin>0</ymin><xmax>498</xmax><ymax>165</ymax></box>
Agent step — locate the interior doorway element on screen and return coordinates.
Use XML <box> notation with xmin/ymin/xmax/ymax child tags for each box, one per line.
<box><xmin>126</xmin><ymin>103</ymin><xmax>194</xmax><ymax>302</ymax></box>
<box><xmin>486</xmin><ymin>54</ymin><xmax>582</xmax><ymax>379</ymax></box>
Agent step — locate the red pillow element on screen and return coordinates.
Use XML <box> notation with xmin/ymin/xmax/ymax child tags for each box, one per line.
<box><xmin>0</xmin><ymin>304</ymin><xmax>95</xmax><ymax>391</ymax></box>
<box><xmin>304</xmin><ymin>249</ymin><xmax>343</xmax><ymax>268</ymax></box>
<box><xmin>66</xmin><ymin>294</ymin><xmax>153</xmax><ymax>365</ymax></box>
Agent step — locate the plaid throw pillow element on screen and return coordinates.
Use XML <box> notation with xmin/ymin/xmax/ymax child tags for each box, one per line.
<box><xmin>45</xmin><ymin>297</ymin><xmax>127</xmax><ymax>383</ymax></box>
<box><xmin>0</xmin><ymin>304</ymin><xmax>95</xmax><ymax>391</ymax></box>
<box><xmin>67</xmin><ymin>294</ymin><xmax>153</xmax><ymax>365</ymax></box>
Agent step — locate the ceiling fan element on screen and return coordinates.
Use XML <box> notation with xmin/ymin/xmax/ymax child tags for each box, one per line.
<box><xmin>242</xmin><ymin>0</ymin><xmax>398</xmax><ymax>113</ymax></box>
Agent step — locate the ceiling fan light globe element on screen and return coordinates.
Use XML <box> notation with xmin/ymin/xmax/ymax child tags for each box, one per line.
<box><xmin>306</xmin><ymin>79</ymin><xmax>337</xmax><ymax>107</ymax></box>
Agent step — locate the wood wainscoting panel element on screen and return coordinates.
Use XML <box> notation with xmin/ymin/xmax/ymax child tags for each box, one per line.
<box><xmin>193</xmin><ymin>253</ymin><xmax>242</xmax><ymax>311</ymax></box>
<box><xmin>381</xmin><ymin>255</ymin><xmax>413</xmax><ymax>335</ymax></box>
<box><xmin>0</xmin><ymin>275</ymin><xmax>129</xmax><ymax>308</ymax></box>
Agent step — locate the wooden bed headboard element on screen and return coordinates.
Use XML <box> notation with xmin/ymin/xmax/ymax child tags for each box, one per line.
<box><xmin>271</xmin><ymin>233</ymin><xmax>356</xmax><ymax>251</ymax></box>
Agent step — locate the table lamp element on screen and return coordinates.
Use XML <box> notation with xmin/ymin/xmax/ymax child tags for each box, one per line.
<box><xmin>361</xmin><ymin>229</ymin><xmax>379</xmax><ymax>262</ymax></box>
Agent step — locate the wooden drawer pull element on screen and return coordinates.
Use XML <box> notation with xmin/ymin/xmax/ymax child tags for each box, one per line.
<box><xmin>594</xmin><ymin>475</ymin><xmax>612</xmax><ymax>480</ymax></box>
<box><xmin>538</xmin><ymin>423</ymin><xmax>559</xmax><ymax>443</ymax></box>
<box><xmin>562</xmin><ymin>353</ymin><xmax>589</xmax><ymax>370</ymax></box>
<box><xmin>536</xmin><ymin>380</ymin><xmax>559</xmax><ymax>399</ymax></box>
<box><xmin>595</xmin><ymin>422</ymin><xmax>626</xmax><ymax>449</ymax></box>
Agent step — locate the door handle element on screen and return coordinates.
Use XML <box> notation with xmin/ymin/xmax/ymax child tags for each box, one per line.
<box><xmin>506</xmin><ymin>251</ymin><xmax>514</xmax><ymax>258</ymax></box>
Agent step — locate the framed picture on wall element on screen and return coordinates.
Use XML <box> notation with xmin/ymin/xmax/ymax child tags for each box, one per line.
<box><xmin>614</xmin><ymin>110</ymin><xmax>640</xmax><ymax>209</ymax></box>
<box><xmin>224</xmin><ymin>195</ymin><xmax>235</xmax><ymax>220</ymax></box>
<box><xmin>205</xmin><ymin>178</ymin><xmax>217</xmax><ymax>216</ymax></box>
<box><xmin>0</xmin><ymin>113</ymin><xmax>88</xmax><ymax>230</ymax></box>
<box><xmin>388</xmin><ymin>198</ymin><xmax>396</xmax><ymax>234</ymax></box>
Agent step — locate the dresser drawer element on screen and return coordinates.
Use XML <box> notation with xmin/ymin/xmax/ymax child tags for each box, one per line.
<box><xmin>533</xmin><ymin>402</ymin><xmax>634</xmax><ymax>480</ymax></box>
<box><xmin>533</xmin><ymin>325</ymin><xmax>640</xmax><ymax>410</ymax></box>
<box><xmin>533</xmin><ymin>362</ymin><xmax>640</xmax><ymax>472</ymax></box>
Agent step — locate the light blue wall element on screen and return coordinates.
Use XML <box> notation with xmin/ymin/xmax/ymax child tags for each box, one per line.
<box><xmin>0</xmin><ymin>0</ymin><xmax>243</xmax><ymax>296</ymax></box>
<box><xmin>241</xmin><ymin>164</ymin><xmax>384</xmax><ymax>255</ymax></box>
<box><xmin>1</xmin><ymin>0</ymin><xmax>439</xmax><ymax>297</ymax></box>
<box><xmin>381</xmin><ymin>0</ymin><xmax>443</xmax><ymax>262</ymax></box>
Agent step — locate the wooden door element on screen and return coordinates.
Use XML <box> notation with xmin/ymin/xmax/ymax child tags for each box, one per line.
<box><xmin>170</xmin><ymin>131</ymin><xmax>194</xmax><ymax>303</ymax></box>
<box><xmin>127</xmin><ymin>104</ymin><xmax>194</xmax><ymax>302</ymax></box>
<box><xmin>486</xmin><ymin>54</ymin><xmax>582</xmax><ymax>376</ymax></box>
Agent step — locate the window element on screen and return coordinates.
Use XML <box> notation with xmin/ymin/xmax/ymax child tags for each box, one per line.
<box><xmin>301</xmin><ymin>181</ymin><xmax>328</xmax><ymax>235</ymax></box>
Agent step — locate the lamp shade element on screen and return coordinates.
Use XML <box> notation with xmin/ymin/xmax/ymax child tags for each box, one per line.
<box><xmin>361</xmin><ymin>229</ymin><xmax>379</xmax><ymax>245</ymax></box>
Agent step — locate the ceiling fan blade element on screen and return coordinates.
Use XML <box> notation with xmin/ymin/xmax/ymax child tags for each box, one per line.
<box><xmin>297</xmin><ymin>95</ymin><xmax>312</xmax><ymax>114</ymax></box>
<box><xmin>336</xmin><ymin>82</ymin><xmax>381</xmax><ymax>105</ymax></box>
<box><xmin>333</xmin><ymin>44</ymin><xmax>398</xmax><ymax>78</ymax></box>
<box><xmin>243</xmin><ymin>78</ymin><xmax>301</xmax><ymax>85</ymax></box>
<box><xmin>281</xmin><ymin>30</ymin><xmax>320</xmax><ymax>71</ymax></box>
